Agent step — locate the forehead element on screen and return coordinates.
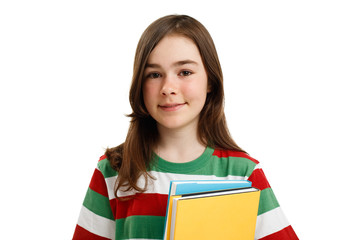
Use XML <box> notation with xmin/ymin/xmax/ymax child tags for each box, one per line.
<box><xmin>147</xmin><ymin>35</ymin><xmax>202</xmax><ymax>65</ymax></box>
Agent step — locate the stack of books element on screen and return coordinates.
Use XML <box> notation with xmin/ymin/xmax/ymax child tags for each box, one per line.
<box><xmin>163</xmin><ymin>180</ymin><xmax>260</xmax><ymax>240</ymax></box>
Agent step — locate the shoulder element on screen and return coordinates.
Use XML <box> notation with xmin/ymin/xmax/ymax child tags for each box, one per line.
<box><xmin>212</xmin><ymin>148</ymin><xmax>259</xmax><ymax>164</ymax></box>
<box><xmin>209</xmin><ymin>148</ymin><xmax>260</xmax><ymax>178</ymax></box>
<box><xmin>96</xmin><ymin>154</ymin><xmax>118</xmax><ymax>179</ymax></box>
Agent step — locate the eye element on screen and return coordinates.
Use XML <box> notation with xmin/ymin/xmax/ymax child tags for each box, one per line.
<box><xmin>147</xmin><ymin>72</ymin><xmax>161</xmax><ymax>79</ymax></box>
<box><xmin>179</xmin><ymin>70</ymin><xmax>192</xmax><ymax>77</ymax></box>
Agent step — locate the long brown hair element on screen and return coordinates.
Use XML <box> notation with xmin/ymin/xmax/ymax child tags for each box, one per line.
<box><xmin>106</xmin><ymin>15</ymin><xmax>245</xmax><ymax>198</ymax></box>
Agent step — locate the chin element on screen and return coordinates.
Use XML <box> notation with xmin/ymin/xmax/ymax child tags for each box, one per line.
<box><xmin>158</xmin><ymin>122</ymin><xmax>183</xmax><ymax>130</ymax></box>
<box><xmin>157</xmin><ymin>117</ymin><xmax>199</xmax><ymax>131</ymax></box>
<box><xmin>156</xmin><ymin>119</ymin><xmax>185</xmax><ymax>129</ymax></box>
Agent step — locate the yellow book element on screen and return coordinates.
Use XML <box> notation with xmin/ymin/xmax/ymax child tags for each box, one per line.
<box><xmin>169</xmin><ymin>188</ymin><xmax>260</xmax><ymax>240</ymax></box>
<box><xmin>163</xmin><ymin>180</ymin><xmax>253</xmax><ymax>240</ymax></box>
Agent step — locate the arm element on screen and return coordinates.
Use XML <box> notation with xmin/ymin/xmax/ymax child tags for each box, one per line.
<box><xmin>248</xmin><ymin>164</ymin><xmax>299</xmax><ymax>240</ymax></box>
<box><xmin>73</xmin><ymin>157</ymin><xmax>116</xmax><ymax>240</ymax></box>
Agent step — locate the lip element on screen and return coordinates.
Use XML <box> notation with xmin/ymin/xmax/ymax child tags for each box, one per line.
<box><xmin>159</xmin><ymin>103</ymin><xmax>186</xmax><ymax>112</ymax></box>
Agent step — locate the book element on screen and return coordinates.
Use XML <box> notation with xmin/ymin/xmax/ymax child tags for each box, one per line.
<box><xmin>163</xmin><ymin>180</ymin><xmax>259</xmax><ymax>240</ymax></box>
<box><xmin>168</xmin><ymin>180</ymin><xmax>252</xmax><ymax>196</ymax></box>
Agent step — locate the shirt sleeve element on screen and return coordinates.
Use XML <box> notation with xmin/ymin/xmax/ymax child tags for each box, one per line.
<box><xmin>73</xmin><ymin>157</ymin><xmax>116</xmax><ymax>240</ymax></box>
<box><xmin>248</xmin><ymin>164</ymin><xmax>299</xmax><ymax>240</ymax></box>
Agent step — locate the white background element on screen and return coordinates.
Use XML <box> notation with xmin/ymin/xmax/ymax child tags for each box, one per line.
<box><xmin>1</xmin><ymin>0</ymin><xmax>359</xmax><ymax>239</ymax></box>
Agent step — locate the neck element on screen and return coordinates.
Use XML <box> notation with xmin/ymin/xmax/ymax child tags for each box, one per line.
<box><xmin>156</xmin><ymin>123</ymin><xmax>206</xmax><ymax>163</ymax></box>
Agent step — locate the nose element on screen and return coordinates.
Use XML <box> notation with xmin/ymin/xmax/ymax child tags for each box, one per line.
<box><xmin>161</xmin><ymin>76</ymin><xmax>177</xmax><ymax>96</ymax></box>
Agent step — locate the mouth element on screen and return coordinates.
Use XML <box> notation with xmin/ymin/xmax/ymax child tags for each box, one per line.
<box><xmin>159</xmin><ymin>103</ymin><xmax>186</xmax><ymax>112</ymax></box>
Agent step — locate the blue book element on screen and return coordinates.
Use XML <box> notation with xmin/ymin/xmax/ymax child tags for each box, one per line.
<box><xmin>169</xmin><ymin>180</ymin><xmax>252</xmax><ymax>195</ymax></box>
<box><xmin>163</xmin><ymin>180</ymin><xmax>252</xmax><ymax>240</ymax></box>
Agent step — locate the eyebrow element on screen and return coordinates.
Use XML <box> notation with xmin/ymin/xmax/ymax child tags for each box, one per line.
<box><xmin>145</xmin><ymin>60</ymin><xmax>198</xmax><ymax>68</ymax></box>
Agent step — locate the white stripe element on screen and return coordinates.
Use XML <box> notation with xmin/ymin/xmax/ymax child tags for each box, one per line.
<box><xmin>253</xmin><ymin>163</ymin><xmax>262</xmax><ymax>171</ymax></box>
<box><xmin>77</xmin><ymin>205</ymin><xmax>116</xmax><ymax>240</ymax></box>
<box><xmin>104</xmin><ymin>171</ymin><xmax>248</xmax><ymax>200</ymax></box>
<box><xmin>255</xmin><ymin>206</ymin><xmax>290</xmax><ymax>239</ymax></box>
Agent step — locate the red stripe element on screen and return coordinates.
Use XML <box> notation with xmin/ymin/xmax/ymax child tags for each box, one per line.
<box><xmin>248</xmin><ymin>168</ymin><xmax>271</xmax><ymax>190</ymax></box>
<box><xmin>98</xmin><ymin>155</ymin><xmax>107</xmax><ymax>162</ymax></box>
<box><xmin>109</xmin><ymin>193</ymin><xmax>168</xmax><ymax>220</ymax></box>
<box><xmin>212</xmin><ymin>149</ymin><xmax>259</xmax><ymax>164</ymax></box>
<box><xmin>259</xmin><ymin>225</ymin><xmax>299</xmax><ymax>240</ymax></box>
<box><xmin>73</xmin><ymin>225</ymin><xmax>111</xmax><ymax>240</ymax></box>
<box><xmin>89</xmin><ymin>169</ymin><xmax>109</xmax><ymax>197</ymax></box>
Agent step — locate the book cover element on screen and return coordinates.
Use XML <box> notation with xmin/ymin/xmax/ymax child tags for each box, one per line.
<box><xmin>163</xmin><ymin>180</ymin><xmax>255</xmax><ymax>240</ymax></box>
<box><xmin>170</xmin><ymin>188</ymin><xmax>260</xmax><ymax>240</ymax></box>
<box><xmin>169</xmin><ymin>180</ymin><xmax>252</xmax><ymax>195</ymax></box>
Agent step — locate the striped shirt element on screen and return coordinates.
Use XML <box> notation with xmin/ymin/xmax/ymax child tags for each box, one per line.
<box><xmin>73</xmin><ymin>147</ymin><xmax>298</xmax><ymax>240</ymax></box>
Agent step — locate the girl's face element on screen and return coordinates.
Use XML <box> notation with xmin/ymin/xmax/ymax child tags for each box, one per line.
<box><xmin>143</xmin><ymin>34</ymin><xmax>209</xmax><ymax>132</ymax></box>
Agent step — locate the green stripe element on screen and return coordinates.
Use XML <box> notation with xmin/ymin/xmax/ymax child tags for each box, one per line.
<box><xmin>115</xmin><ymin>215</ymin><xmax>165</xmax><ymax>239</ymax></box>
<box><xmin>257</xmin><ymin>188</ymin><xmax>280</xmax><ymax>215</ymax></box>
<box><xmin>150</xmin><ymin>147</ymin><xmax>214</xmax><ymax>174</ymax></box>
<box><xmin>151</xmin><ymin>147</ymin><xmax>256</xmax><ymax>177</ymax></box>
<box><xmin>83</xmin><ymin>188</ymin><xmax>114</xmax><ymax>220</ymax></box>
<box><xmin>201</xmin><ymin>156</ymin><xmax>257</xmax><ymax>177</ymax></box>
<box><xmin>97</xmin><ymin>158</ymin><xmax>118</xmax><ymax>178</ymax></box>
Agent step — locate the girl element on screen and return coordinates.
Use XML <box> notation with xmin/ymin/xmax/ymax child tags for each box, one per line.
<box><xmin>73</xmin><ymin>15</ymin><xmax>298</xmax><ymax>240</ymax></box>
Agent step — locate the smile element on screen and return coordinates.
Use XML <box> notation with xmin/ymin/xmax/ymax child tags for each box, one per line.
<box><xmin>159</xmin><ymin>103</ymin><xmax>186</xmax><ymax>112</ymax></box>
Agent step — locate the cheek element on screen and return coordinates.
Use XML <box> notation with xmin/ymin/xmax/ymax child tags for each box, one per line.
<box><xmin>185</xmin><ymin>78</ymin><xmax>208</xmax><ymax>101</ymax></box>
<box><xmin>143</xmin><ymin>81</ymin><xmax>161</xmax><ymax>112</ymax></box>
<box><xmin>143</xmin><ymin>83</ymin><xmax>153</xmax><ymax>107</ymax></box>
